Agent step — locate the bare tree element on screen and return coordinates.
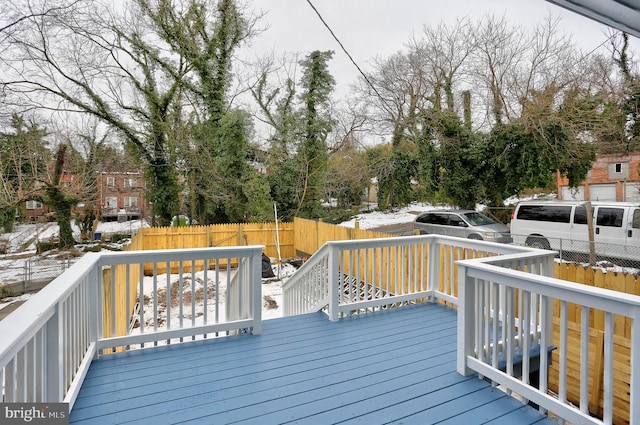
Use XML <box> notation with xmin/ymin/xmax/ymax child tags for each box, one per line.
<box><xmin>0</xmin><ymin>0</ymin><xmax>188</xmax><ymax>225</ymax></box>
<box><xmin>0</xmin><ymin>114</ymin><xmax>50</xmax><ymax>230</ymax></box>
<box><xmin>410</xmin><ymin>18</ymin><xmax>476</xmax><ymax>113</ymax></box>
<box><xmin>470</xmin><ymin>15</ymin><xmax>531</xmax><ymax>126</ymax></box>
<box><xmin>470</xmin><ymin>14</ymin><xmax>579</xmax><ymax>127</ymax></box>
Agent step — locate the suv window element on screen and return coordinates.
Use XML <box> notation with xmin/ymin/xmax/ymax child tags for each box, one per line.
<box><xmin>596</xmin><ymin>208</ymin><xmax>623</xmax><ymax>227</ymax></box>
<box><xmin>516</xmin><ymin>205</ymin><xmax>571</xmax><ymax>223</ymax></box>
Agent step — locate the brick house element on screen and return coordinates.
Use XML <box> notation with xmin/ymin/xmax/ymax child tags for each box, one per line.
<box><xmin>25</xmin><ymin>172</ymin><xmax>77</xmax><ymax>222</ymax></box>
<box><xmin>556</xmin><ymin>153</ymin><xmax>640</xmax><ymax>202</ymax></box>
<box><xmin>25</xmin><ymin>199</ymin><xmax>53</xmax><ymax>222</ymax></box>
<box><xmin>97</xmin><ymin>171</ymin><xmax>149</xmax><ymax>221</ymax></box>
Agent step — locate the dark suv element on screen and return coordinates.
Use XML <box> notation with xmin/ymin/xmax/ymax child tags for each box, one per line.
<box><xmin>413</xmin><ymin>210</ymin><xmax>512</xmax><ymax>243</ymax></box>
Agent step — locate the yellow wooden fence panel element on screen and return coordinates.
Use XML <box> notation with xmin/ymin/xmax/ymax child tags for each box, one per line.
<box><xmin>292</xmin><ymin>217</ymin><xmax>391</xmax><ymax>257</ymax></box>
<box><xmin>551</xmin><ymin>263</ymin><xmax>638</xmax><ymax>424</ymax></box>
<box><xmin>133</xmin><ymin>222</ymin><xmax>294</xmax><ymax>259</ymax></box>
<box><xmin>101</xmin><ymin>264</ymin><xmax>138</xmax><ymax>354</ymax></box>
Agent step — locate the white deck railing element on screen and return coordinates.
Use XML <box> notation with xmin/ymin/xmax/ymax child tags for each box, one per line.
<box><xmin>4</xmin><ymin>234</ymin><xmax>640</xmax><ymax>424</ymax></box>
<box><xmin>0</xmin><ymin>246</ymin><xmax>263</xmax><ymax>408</ymax></box>
<box><xmin>457</xmin><ymin>253</ymin><xmax>640</xmax><ymax>425</ymax></box>
<box><xmin>283</xmin><ymin>234</ymin><xmax>640</xmax><ymax>424</ymax></box>
<box><xmin>282</xmin><ymin>235</ymin><xmax>547</xmax><ymax>319</ymax></box>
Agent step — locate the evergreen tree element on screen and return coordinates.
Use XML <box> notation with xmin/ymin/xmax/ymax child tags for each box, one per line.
<box><xmin>296</xmin><ymin>50</ymin><xmax>335</xmax><ymax>218</ymax></box>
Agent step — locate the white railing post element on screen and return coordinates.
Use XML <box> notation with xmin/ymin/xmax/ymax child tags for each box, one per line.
<box><xmin>456</xmin><ymin>263</ymin><xmax>475</xmax><ymax>376</ymax></box>
<box><xmin>251</xmin><ymin>250</ymin><xmax>262</xmax><ymax>335</ymax></box>
<box><xmin>328</xmin><ymin>243</ymin><xmax>339</xmax><ymax>322</ymax></box>
<box><xmin>45</xmin><ymin>304</ymin><xmax>62</xmax><ymax>402</ymax></box>
<box><xmin>89</xmin><ymin>263</ymin><xmax>100</xmax><ymax>357</ymax></box>
<box><xmin>427</xmin><ymin>238</ymin><xmax>439</xmax><ymax>301</ymax></box>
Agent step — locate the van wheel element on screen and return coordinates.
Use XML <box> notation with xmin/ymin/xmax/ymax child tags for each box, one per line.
<box><xmin>526</xmin><ymin>237</ymin><xmax>550</xmax><ymax>250</ymax></box>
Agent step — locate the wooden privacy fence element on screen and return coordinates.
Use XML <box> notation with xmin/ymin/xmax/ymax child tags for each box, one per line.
<box><xmin>551</xmin><ymin>263</ymin><xmax>639</xmax><ymax>425</ymax></box>
<box><xmin>129</xmin><ymin>222</ymin><xmax>294</xmax><ymax>274</ymax></box>
<box><xmin>101</xmin><ymin>263</ymin><xmax>139</xmax><ymax>353</ymax></box>
<box><xmin>293</xmin><ymin>217</ymin><xmax>391</xmax><ymax>257</ymax></box>
<box><xmin>128</xmin><ymin>218</ymin><xmax>388</xmax><ymax>261</ymax></box>
<box><xmin>134</xmin><ymin>222</ymin><xmax>294</xmax><ymax>257</ymax></box>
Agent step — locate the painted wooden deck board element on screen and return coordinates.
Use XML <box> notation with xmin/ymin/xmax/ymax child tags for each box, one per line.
<box><xmin>70</xmin><ymin>303</ymin><xmax>557</xmax><ymax>425</ymax></box>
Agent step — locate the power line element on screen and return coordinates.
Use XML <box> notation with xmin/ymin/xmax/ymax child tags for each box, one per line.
<box><xmin>574</xmin><ymin>31</ymin><xmax>617</xmax><ymax>66</ymax></box>
<box><xmin>304</xmin><ymin>0</ymin><xmax>391</xmax><ymax>109</ymax></box>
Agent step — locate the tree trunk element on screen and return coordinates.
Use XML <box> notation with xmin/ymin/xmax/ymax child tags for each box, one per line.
<box><xmin>45</xmin><ymin>145</ymin><xmax>76</xmax><ymax>249</ymax></box>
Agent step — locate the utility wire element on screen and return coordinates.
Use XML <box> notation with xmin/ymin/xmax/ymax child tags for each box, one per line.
<box><xmin>574</xmin><ymin>31</ymin><xmax>617</xmax><ymax>66</ymax></box>
<box><xmin>304</xmin><ymin>0</ymin><xmax>391</xmax><ymax>110</ymax></box>
<box><xmin>306</xmin><ymin>0</ymin><xmax>621</xmax><ymax>114</ymax></box>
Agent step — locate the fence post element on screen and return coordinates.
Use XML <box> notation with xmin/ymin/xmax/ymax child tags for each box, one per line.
<box><xmin>328</xmin><ymin>243</ymin><xmax>339</xmax><ymax>322</ymax></box>
<box><xmin>456</xmin><ymin>262</ymin><xmax>475</xmax><ymax>376</ymax></box>
<box><xmin>23</xmin><ymin>260</ymin><xmax>30</xmax><ymax>293</ymax></box>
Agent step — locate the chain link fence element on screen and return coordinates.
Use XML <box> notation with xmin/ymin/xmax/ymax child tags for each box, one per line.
<box><xmin>0</xmin><ymin>256</ymin><xmax>76</xmax><ymax>294</ymax></box>
<box><xmin>511</xmin><ymin>233</ymin><xmax>640</xmax><ymax>271</ymax></box>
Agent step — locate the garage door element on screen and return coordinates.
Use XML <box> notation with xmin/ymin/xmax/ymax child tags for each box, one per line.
<box><xmin>561</xmin><ymin>185</ymin><xmax>584</xmax><ymax>200</ymax></box>
<box><xmin>589</xmin><ymin>183</ymin><xmax>616</xmax><ymax>201</ymax></box>
<box><xmin>624</xmin><ymin>182</ymin><xmax>640</xmax><ymax>202</ymax></box>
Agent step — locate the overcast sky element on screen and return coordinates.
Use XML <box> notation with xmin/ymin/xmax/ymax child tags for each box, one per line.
<box><xmin>241</xmin><ymin>0</ymin><xmax>640</xmax><ymax>98</ymax></box>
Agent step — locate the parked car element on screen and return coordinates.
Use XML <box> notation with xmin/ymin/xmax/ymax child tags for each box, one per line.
<box><xmin>412</xmin><ymin>210</ymin><xmax>512</xmax><ymax>243</ymax></box>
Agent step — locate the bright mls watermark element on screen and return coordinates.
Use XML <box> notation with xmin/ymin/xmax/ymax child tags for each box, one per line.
<box><xmin>1</xmin><ymin>403</ymin><xmax>68</xmax><ymax>425</ymax></box>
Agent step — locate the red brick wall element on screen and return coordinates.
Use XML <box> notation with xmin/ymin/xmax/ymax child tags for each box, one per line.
<box><xmin>557</xmin><ymin>153</ymin><xmax>640</xmax><ymax>201</ymax></box>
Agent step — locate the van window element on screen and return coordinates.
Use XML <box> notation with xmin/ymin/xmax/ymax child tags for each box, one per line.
<box><xmin>463</xmin><ymin>212</ymin><xmax>495</xmax><ymax>225</ymax></box>
<box><xmin>633</xmin><ymin>209</ymin><xmax>640</xmax><ymax>229</ymax></box>
<box><xmin>516</xmin><ymin>205</ymin><xmax>571</xmax><ymax>223</ymax></box>
<box><xmin>573</xmin><ymin>206</ymin><xmax>588</xmax><ymax>225</ymax></box>
<box><xmin>448</xmin><ymin>215</ymin><xmax>465</xmax><ymax>226</ymax></box>
<box><xmin>417</xmin><ymin>213</ymin><xmax>448</xmax><ymax>225</ymax></box>
<box><xmin>431</xmin><ymin>214</ymin><xmax>449</xmax><ymax>225</ymax></box>
<box><xmin>596</xmin><ymin>208</ymin><xmax>623</xmax><ymax>227</ymax></box>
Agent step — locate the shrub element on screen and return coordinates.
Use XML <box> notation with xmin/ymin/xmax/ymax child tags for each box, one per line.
<box><xmin>36</xmin><ymin>241</ymin><xmax>57</xmax><ymax>254</ymax></box>
<box><xmin>108</xmin><ymin>233</ymin><xmax>129</xmax><ymax>244</ymax></box>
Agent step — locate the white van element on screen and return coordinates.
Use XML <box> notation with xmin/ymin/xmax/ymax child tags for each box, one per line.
<box><xmin>510</xmin><ymin>200</ymin><xmax>640</xmax><ymax>263</ymax></box>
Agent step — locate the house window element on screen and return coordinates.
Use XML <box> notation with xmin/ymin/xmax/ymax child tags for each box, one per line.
<box><xmin>608</xmin><ymin>162</ymin><xmax>629</xmax><ymax>179</ymax></box>
<box><xmin>124</xmin><ymin>197</ymin><xmax>138</xmax><ymax>207</ymax></box>
<box><xmin>105</xmin><ymin>197</ymin><xmax>117</xmax><ymax>209</ymax></box>
<box><xmin>106</xmin><ymin>176</ymin><xmax>115</xmax><ymax>188</ymax></box>
<box><xmin>26</xmin><ymin>200</ymin><xmax>43</xmax><ymax>210</ymax></box>
<box><xmin>124</xmin><ymin>178</ymin><xmax>136</xmax><ymax>188</ymax></box>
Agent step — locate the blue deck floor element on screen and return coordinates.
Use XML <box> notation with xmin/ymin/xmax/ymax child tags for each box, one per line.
<box><xmin>70</xmin><ymin>303</ymin><xmax>557</xmax><ymax>424</ymax></box>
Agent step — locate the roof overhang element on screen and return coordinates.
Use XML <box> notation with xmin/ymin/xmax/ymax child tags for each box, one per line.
<box><xmin>546</xmin><ymin>0</ymin><xmax>640</xmax><ymax>38</ymax></box>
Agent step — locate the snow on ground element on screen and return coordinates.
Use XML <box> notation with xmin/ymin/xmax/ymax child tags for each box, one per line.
<box><xmin>127</xmin><ymin>261</ymin><xmax>297</xmax><ymax>340</ymax></box>
<box><xmin>0</xmin><ymin>219</ymin><xmax>149</xmax><ymax>254</ymax></box>
<box><xmin>339</xmin><ymin>202</ymin><xmax>447</xmax><ymax>229</ymax></box>
<box><xmin>0</xmin><ymin>219</ymin><xmax>150</xmax><ymax>312</ymax></box>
